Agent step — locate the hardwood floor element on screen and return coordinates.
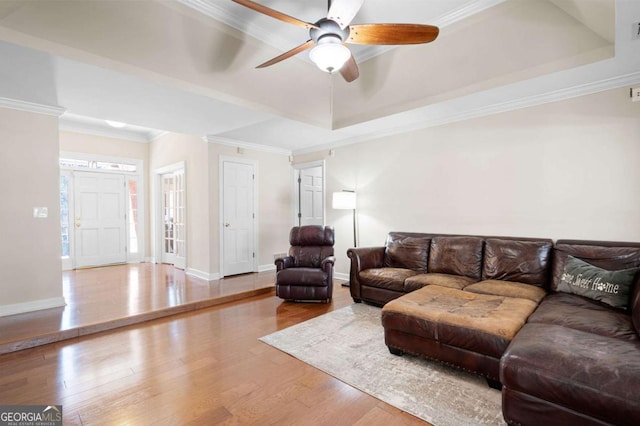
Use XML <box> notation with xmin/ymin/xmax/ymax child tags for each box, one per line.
<box><xmin>0</xmin><ymin>273</ymin><xmax>427</xmax><ymax>424</ymax></box>
<box><xmin>0</xmin><ymin>264</ymin><xmax>274</xmax><ymax>354</ymax></box>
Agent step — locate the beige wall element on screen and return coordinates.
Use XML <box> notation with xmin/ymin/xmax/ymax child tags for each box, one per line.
<box><xmin>304</xmin><ymin>87</ymin><xmax>640</xmax><ymax>276</ymax></box>
<box><xmin>149</xmin><ymin>137</ymin><xmax>291</xmax><ymax>278</ymax></box>
<box><xmin>149</xmin><ymin>133</ymin><xmax>210</xmax><ymax>276</ymax></box>
<box><xmin>207</xmin><ymin>145</ymin><xmax>292</xmax><ymax>273</ymax></box>
<box><xmin>0</xmin><ymin>107</ymin><xmax>63</xmax><ymax>314</ymax></box>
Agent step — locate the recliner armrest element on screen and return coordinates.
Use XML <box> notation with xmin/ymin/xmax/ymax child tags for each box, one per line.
<box><xmin>322</xmin><ymin>256</ymin><xmax>336</xmax><ymax>273</ymax></box>
<box><xmin>275</xmin><ymin>256</ymin><xmax>294</xmax><ymax>271</ymax></box>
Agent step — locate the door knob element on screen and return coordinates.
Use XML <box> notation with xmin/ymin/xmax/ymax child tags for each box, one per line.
<box><xmin>224</xmin><ymin>223</ymin><xmax>230</xmax><ymax>227</ymax></box>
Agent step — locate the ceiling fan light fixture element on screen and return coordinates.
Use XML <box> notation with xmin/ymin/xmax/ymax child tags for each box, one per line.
<box><xmin>309</xmin><ymin>35</ymin><xmax>350</xmax><ymax>73</ymax></box>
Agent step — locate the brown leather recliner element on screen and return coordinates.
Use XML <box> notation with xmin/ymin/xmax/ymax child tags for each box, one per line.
<box><xmin>275</xmin><ymin>225</ymin><xmax>335</xmax><ymax>302</ymax></box>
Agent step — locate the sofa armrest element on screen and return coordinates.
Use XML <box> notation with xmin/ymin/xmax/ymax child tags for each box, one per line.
<box><xmin>347</xmin><ymin>246</ymin><xmax>386</xmax><ymax>301</ymax></box>
<box><xmin>275</xmin><ymin>256</ymin><xmax>294</xmax><ymax>272</ymax></box>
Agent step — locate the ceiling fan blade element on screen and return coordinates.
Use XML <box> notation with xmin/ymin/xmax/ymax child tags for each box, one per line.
<box><xmin>256</xmin><ymin>40</ymin><xmax>315</xmax><ymax>68</ymax></box>
<box><xmin>327</xmin><ymin>0</ymin><xmax>364</xmax><ymax>30</ymax></box>
<box><xmin>339</xmin><ymin>54</ymin><xmax>359</xmax><ymax>83</ymax></box>
<box><xmin>347</xmin><ymin>24</ymin><xmax>439</xmax><ymax>45</ymax></box>
<box><xmin>232</xmin><ymin>0</ymin><xmax>319</xmax><ymax>30</ymax></box>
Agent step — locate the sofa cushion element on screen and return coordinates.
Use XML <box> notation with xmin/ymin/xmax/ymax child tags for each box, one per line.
<box><xmin>359</xmin><ymin>268</ymin><xmax>420</xmax><ymax>292</ymax></box>
<box><xmin>384</xmin><ymin>234</ymin><xmax>430</xmax><ymax>271</ymax></box>
<box><xmin>464</xmin><ymin>280</ymin><xmax>547</xmax><ymax>304</ymax></box>
<box><xmin>382</xmin><ymin>285</ymin><xmax>538</xmax><ymax>359</ymax></box>
<box><xmin>557</xmin><ymin>255</ymin><xmax>638</xmax><ymax>310</ymax></box>
<box><xmin>501</xmin><ymin>323</ymin><xmax>640</xmax><ymax>426</ymax></box>
<box><xmin>404</xmin><ymin>273</ymin><xmax>477</xmax><ymax>292</ymax></box>
<box><xmin>428</xmin><ymin>236</ymin><xmax>484</xmax><ymax>279</ymax></box>
<box><xmin>527</xmin><ymin>292</ymin><xmax>638</xmax><ymax>341</ymax></box>
<box><xmin>482</xmin><ymin>238</ymin><xmax>552</xmax><ymax>287</ymax></box>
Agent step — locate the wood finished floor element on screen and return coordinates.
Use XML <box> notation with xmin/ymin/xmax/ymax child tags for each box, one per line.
<box><xmin>0</xmin><ymin>264</ymin><xmax>274</xmax><ymax>354</ymax></box>
<box><xmin>0</xmin><ymin>271</ymin><xmax>427</xmax><ymax>425</ymax></box>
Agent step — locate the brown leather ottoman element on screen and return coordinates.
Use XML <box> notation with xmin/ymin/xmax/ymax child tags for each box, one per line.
<box><xmin>381</xmin><ymin>285</ymin><xmax>539</xmax><ymax>384</ymax></box>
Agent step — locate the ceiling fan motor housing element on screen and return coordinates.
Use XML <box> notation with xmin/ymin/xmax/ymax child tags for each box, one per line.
<box><xmin>310</xmin><ymin>18</ymin><xmax>350</xmax><ymax>43</ymax></box>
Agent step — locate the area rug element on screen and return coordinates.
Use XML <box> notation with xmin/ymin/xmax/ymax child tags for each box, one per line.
<box><xmin>260</xmin><ymin>303</ymin><xmax>505</xmax><ymax>426</ymax></box>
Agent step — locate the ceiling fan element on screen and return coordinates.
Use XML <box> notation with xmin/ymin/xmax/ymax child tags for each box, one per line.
<box><xmin>231</xmin><ymin>0</ymin><xmax>440</xmax><ymax>83</ymax></box>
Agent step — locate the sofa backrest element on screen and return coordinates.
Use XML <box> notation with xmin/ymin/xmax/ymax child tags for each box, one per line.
<box><xmin>429</xmin><ymin>236</ymin><xmax>484</xmax><ymax>279</ymax></box>
<box><xmin>384</xmin><ymin>232</ymin><xmax>434</xmax><ymax>271</ymax></box>
<box><xmin>482</xmin><ymin>238</ymin><xmax>553</xmax><ymax>287</ymax></box>
<box><xmin>289</xmin><ymin>225</ymin><xmax>335</xmax><ymax>268</ymax></box>
<box><xmin>552</xmin><ymin>240</ymin><xmax>640</xmax><ymax>310</ymax></box>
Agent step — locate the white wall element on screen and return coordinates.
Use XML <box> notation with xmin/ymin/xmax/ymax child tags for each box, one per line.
<box><xmin>0</xmin><ymin>107</ymin><xmax>63</xmax><ymax>315</ymax></box>
<box><xmin>305</xmin><ymin>87</ymin><xmax>640</xmax><ymax>276</ymax></box>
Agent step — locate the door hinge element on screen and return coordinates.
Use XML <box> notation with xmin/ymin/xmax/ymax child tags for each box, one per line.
<box><xmin>297</xmin><ymin>212</ymin><xmax>302</xmax><ymax>218</ymax></box>
<box><xmin>252</xmin><ymin>252</ymin><xmax>255</xmax><ymax>258</ymax></box>
<box><xmin>298</xmin><ymin>177</ymin><xmax>301</xmax><ymax>183</ymax></box>
<box><xmin>252</xmin><ymin>213</ymin><xmax>255</xmax><ymax>219</ymax></box>
<box><xmin>252</xmin><ymin>174</ymin><xmax>255</xmax><ymax>180</ymax></box>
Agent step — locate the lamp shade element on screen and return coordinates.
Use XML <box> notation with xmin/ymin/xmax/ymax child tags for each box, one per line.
<box><xmin>332</xmin><ymin>191</ymin><xmax>356</xmax><ymax>210</ymax></box>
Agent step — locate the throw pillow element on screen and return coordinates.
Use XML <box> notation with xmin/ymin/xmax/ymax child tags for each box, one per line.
<box><xmin>557</xmin><ymin>255</ymin><xmax>639</xmax><ymax>310</ymax></box>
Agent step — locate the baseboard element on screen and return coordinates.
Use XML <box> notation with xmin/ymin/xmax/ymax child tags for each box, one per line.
<box><xmin>0</xmin><ymin>296</ymin><xmax>66</xmax><ymax>317</ymax></box>
<box><xmin>334</xmin><ymin>272</ymin><xmax>349</xmax><ymax>281</ymax></box>
<box><xmin>186</xmin><ymin>268</ymin><xmax>220</xmax><ymax>281</ymax></box>
<box><xmin>258</xmin><ymin>264</ymin><xmax>276</xmax><ymax>273</ymax></box>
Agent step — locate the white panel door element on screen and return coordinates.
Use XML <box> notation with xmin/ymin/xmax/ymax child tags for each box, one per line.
<box><xmin>74</xmin><ymin>172</ymin><xmax>126</xmax><ymax>268</ymax></box>
<box><xmin>222</xmin><ymin>161</ymin><xmax>255</xmax><ymax>276</ymax></box>
<box><xmin>298</xmin><ymin>166</ymin><xmax>324</xmax><ymax>226</ymax></box>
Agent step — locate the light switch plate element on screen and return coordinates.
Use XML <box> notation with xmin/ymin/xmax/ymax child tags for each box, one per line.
<box><xmin>33</xmin><ymin>207</ymin><xmax>48</xmax><ymax>218</ymax></box>
<box><xmin>631</xmin><ymin>87</ymin><xmax>640</xmax><ymax>102</ymax></box>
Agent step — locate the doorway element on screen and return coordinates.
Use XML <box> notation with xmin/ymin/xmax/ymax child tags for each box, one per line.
<box><xmin>59</xmin><ymin>154</ymin><xmax>144</xmax><ymax>270</ymax></box>
<box><xmin>293</xmin><ymin>161</ymin><xmax>325</xmax><ymax>226</ymax></box>
<box><xmin>155</xmin><ymin>163</ymin><xmax>186</xmax><ymax>270</ymax></box>
<box><xmin>220</xmin><ymin>157</ymin><xmax>257</xmax><ymax>277</ymax></box>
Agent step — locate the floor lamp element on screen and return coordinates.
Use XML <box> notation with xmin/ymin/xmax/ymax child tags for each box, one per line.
<box><xmin>332</xmin><ymin>190</ymin><xmax>357</xmax><ymax>287</ymax></box>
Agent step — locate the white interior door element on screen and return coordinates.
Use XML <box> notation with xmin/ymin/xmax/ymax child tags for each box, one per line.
<box><xmin>298</xmin><ymin>165</ymin><xmax>324</xmax><ymax>226</ymax></box>
<box><xmin>222</xmin><ymin>160</ymin><xmax>255</xmax><ymax>277</ymax></box>
<box><xmin>74</xmin><ymin>171</ymin><xmax>126</xmax><ymax>268</ymax></box>
<box><xmin>161</xmin><ymin>170</ymin><xmax>186</xmax><ymax>270</ymax></box>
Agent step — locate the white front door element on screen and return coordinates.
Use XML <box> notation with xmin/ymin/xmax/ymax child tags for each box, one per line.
<box><xmin>222</xmin><ymin>160</ymin><xmax>255</xmax><ymax>277</ymax></box>
<box><xmin>74</xmin><ymin>171</ymin><xmax>127</xmax><ymax>268</ymax></box>
<box><xmin>161</xmin><ymin>170</ymin><xmax>186</xmax><ymax>270</ymax></box>
<box><xmin>298</xmin><ymin>165</ymin><xmax>324</xmax><ymax>226</ymax></box>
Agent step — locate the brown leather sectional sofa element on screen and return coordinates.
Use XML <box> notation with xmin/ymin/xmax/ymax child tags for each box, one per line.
<box><xmin>347</xmin><ymin>232</ymin><xmax>640</xmax><ymax>425</ymax></box>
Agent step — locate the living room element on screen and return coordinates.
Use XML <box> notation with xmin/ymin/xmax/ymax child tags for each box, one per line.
<box><xmin>0</xmin><ymin>0</ymin><xmax>639</xmax><ymax>424</ymax></box>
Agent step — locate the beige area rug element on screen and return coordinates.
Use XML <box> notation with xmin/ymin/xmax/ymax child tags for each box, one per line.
<box><xmin>260</xmin><ymin>303</ymin><xmax>505</xmax><ymax>426</ymax></box>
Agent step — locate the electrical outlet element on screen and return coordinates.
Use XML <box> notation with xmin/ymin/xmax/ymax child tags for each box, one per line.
<box><xmin>631</xmin><ymin>87</ymin><xmax>640</xmax><ymax>102</ymax></box>
<box><xmin>633</xmin><ymin>22</ymin><xmax>640</xmax><ymax>40</ymax></box>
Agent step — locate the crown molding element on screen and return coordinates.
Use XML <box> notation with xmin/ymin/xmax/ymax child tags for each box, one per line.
<box><xmin>293</xmin><ymin>70</ymin><xmax>640</xmax><ymax>155</ymax></box>
<box><xmin>0</xmin><ymin>97</ymin><xmax>65</xmax><ymax>116</ymax></box>
<box><xmin>206</xmin><ymin>135</ymin><xmax>291</xmax><ymax>155</ymax></box>
<box><xmin>59</xmin><ymin>121</ymin><xmax>153</xmax><ymax>143</ymax></box>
